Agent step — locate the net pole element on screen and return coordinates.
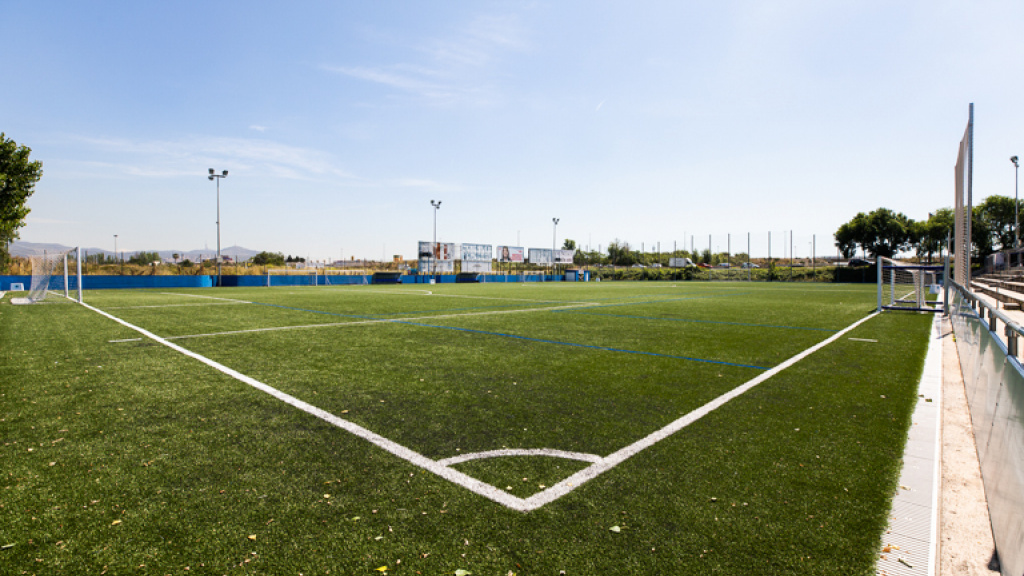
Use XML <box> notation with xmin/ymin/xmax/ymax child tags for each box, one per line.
<box><xmin>967</xmin><ymin>103</ymin><xmax>974</xmax><ymax>286</ymax></box>
<box><xmin>76</xmin><ymin>247</ymin><xmax>83</xmax><ymax>303</ymax></box>
<box><xmin>944</xmin><ymin>233</ymin><xmax>951</xmax><ymax>315</ymax></box>
<box><xmin>890</xmin><ymin>260</ymin><xmax>896</xmax><ymax>304</ymax></box>
<box><xmin>63</xmin><ymin>253</ymin><xmax>70</xmax><ymax>298</ymax></box>
<box><xmin>877</xmin><ymin>255</ymin><xmax>883</xmax><ymax>312</ymax></box>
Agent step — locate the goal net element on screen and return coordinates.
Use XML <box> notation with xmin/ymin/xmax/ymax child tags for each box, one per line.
<box><xmin>878</xmin><ymin>257</ymin><xmax>942</xmax><ymax>312</ymax></box>
<box><xmin>266</xmin><ymin>268</ymin><xmax>318</xmax><ymax>287</ymax></box>
<box><xmin>13</xmin><ymin>247</ymin><xmax>82</xmax><ymax>304</ymax></box>
<box><xmin>322</xmin><ymin>269</ymin><xmax>370</xmax><ymax>286</ymax></box>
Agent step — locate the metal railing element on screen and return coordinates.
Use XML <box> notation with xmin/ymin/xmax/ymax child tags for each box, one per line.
<box><xmin>948</xmin><ymin>281</ymin><xmax>1024</xmax><ymax>576</ymax></box>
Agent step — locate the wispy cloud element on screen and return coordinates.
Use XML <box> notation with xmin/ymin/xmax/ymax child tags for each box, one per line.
<box><xmin>249</xmin><ymin>125</ymin><xmax>268</xmax><ymax>132</ymax></box>
<box><xmin>323</xmin><ymin>11</ymin><xmax>529</xmax><ymax>106</ymax></box>
<box><xmin>68</xmin><ymin>135</ymin><xmax>354</xmax><ymax>181</ymax></box>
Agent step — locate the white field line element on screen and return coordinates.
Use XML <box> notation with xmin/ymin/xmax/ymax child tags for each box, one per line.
<box><xmin>78</xmin><ymin>298</ymin><xmax>879</xmax><ymax>512</ymax></box>
<box><xmin>159</xmin><ymin>292</ymin><xmax>252</xmax><ymax>304</ymax></box>
<box><xmin>165</xmin><ymin>302</ymin><xmax>602</xmax><ymax>341</ymax></box>
<box><xmin>105</xmin><ymin>302</ymin><xmax>250</xmax><ymax>310</ymax></box>
<box><xmin>436</xmin><ymin>448</ymin><xmax>603</xmax><ymax>466</ymax></box>
<box><xmin>78</xmin><ymin>300</ymin><xmax>528</xmax><ymax>510</ymax></box>
<box><xmin>425</xmin><ymin>293</ymin><xmax>595</xmax><ymax>305</ymax></box>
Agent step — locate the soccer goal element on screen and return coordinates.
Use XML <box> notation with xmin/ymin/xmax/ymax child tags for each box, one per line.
<box><xmin>266</xmin><ymin>268</ymin><xmax>318</xmax><ymax>287</ymax></box>
<box><xmin>877</xmin><ymin>257</ymin><xmax>943</xmax><ymax>312</ymax></box>
<box><xmin>12</xmin><ymin>247</ymin><xmax>83</xmax><ymax>305</ymax></box>
<box><xmin>322</xmin><ymin>269</ymin><xmax>370</xmax><ymax>286</ymax></box>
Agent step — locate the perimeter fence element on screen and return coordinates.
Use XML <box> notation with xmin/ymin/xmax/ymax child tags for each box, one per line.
<box><xmin>948</xmin><ymin>281</ymin><xmax>1024</xmax><ymax>576</ymax></box>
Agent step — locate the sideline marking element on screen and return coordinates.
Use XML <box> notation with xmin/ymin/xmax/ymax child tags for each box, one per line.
<box><xmin>108</xmin><ymin>338</ymin><xmax>143</xmax><ymax>343</ymax></box>
<box><xmin>848</xmin><ymin>338</ymin><xmax>878</xmax><ymax>342</ymax></box>
<box><xmin>159</xmin><ymin>292</ymin><xmax>251</xmax><ymax>304</ymax></box>
<box><xmin>105</xmin><ymin>302</ymin><xmax>249</xmax><ymax>310</ymax></box>
<box><xmin>79</xmin><ymin>299</ymin><xmax>878</xmax><ymax>512</ymax></box>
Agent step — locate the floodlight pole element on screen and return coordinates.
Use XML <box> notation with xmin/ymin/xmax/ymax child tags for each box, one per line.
<box><xmin>1012</xmin><ymin>156</ymin><xmax>1020</xmax><ymax>248</ymax></box>
<box><xmin>208</xmin><ymin>168</ymin><xmax>229</xmax><ymax>287</ymax></box>
<box><xmin>113</xmin><ymin>235</ymin><xmax>118</xmax><ymax>267</ymax></box>
<box><xmin>552</xmin><ymin>217</ymin><xmax>560</xmax><ymax>275</ymax></box>
<box><xmin>431</xmin><ymin>200</ymin><xmax>442</xmax><ymax>277</ymax></box>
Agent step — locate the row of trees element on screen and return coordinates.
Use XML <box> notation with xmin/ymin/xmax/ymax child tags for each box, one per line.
<box><xmin>835</xmin><ymin>196</ymin><xmax>1023</xmax><ymax>262</ymax></box>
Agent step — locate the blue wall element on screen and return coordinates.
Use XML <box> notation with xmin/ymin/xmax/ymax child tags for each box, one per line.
<box><xmin>0</xmin><ymin>275</ymin><xmax>213</xmax><ymax>290</ymax></box>
<box><xmin>1</xmin><ymin>273</ymin><xmax>576</xmax><ymax>291</ymax></box>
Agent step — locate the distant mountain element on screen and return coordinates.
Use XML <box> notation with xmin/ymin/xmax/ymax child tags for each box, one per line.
<box><xmin>10</xmin><ymin>241</ymin><xmax>262</xmax><ymax>262</ymax></box>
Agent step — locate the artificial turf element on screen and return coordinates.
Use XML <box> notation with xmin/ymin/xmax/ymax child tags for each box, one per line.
<box><xmin>1</xmin><ymin>281</ymin><xmax>931</xmax><ymax>574</ymax></box>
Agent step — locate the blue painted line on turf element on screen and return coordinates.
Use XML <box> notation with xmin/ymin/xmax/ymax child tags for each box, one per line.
<box><xmin>394</xmin><ymin>321</ymin><xmax>769</xmax><ymax>370</ymax></box>
<box><xmin>559</xmin><ymin>311</ymin><xmax>838</xmax><ymax>332</ymax></box>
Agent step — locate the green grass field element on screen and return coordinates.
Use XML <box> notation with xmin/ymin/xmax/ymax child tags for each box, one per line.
<box><xmin>1</xmin><ymin>281</ymin><xmax>933</xmax><ymax>575</ymax></box>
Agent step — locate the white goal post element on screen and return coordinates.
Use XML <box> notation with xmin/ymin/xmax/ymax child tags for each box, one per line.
<box><xmin>13</xmin><ymin>247</ymin><xmax>83</xmax><ymax>304</ymax></box>
<box><xmin>877</xmin><ymin>256</ymin><xmax>943</xmax><ymax>312</ymax></box>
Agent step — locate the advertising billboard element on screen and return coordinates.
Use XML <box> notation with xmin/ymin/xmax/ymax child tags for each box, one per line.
<box><xmin>497</xmin><ymin>246</ymin><xmax>525</xmax><ymax>263</ymax></box>
<box><xmin>418</xmin><ymin>260</ymin><xmax>454</xmax><ymax>273</ymax></box>
<box><xmin>418</xmin><ymin>241</ymin><xmax>454</xmax><ymax>261</ymax></box>
<box><xmin>462</xmin><ymin>261</ymin><xmax>492</xmax><ymax>273</ymax></box>
<box><xmin>554</xmin><ymin>249</ymin><xmax>574</xmax><ymax>264</ymax></box>
<box><xmin>528</xmin><ymin>248</ymin><xmax>553</xmax><ymax>264</ymax></box>
<box><xmin>461</xmin><ymin>243</ymin><xmax>492</xmax><ymax>262</ymax></box>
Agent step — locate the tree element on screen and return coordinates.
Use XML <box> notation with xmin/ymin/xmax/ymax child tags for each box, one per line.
<box><xmin>128</xmin><ymin>251</ymin><xmax>162</xmax><ymax>265</ymax></box>
<box><xmin>912</xmin><ymin>208</ymin><xmax>953</xmax><ymax>263</ymax></box>
<box><xmin>0</xmin><ymin>133</ymin><xmax>43</xmax><ymax>267</ymax></box>
<box><xmin>252</xmin><ymin>251</ymin><xmax>286</xmax><ymax>266</ymax></box>
<box><xmin>834</xmin><ymin>220</ymin><xmax>860</xmax><ymax>259</ymax></box>
<box><xmin>833</xmin><ymin>208</ymin><xmax>912</xmax><ymax>258</ymax></box>
<box><xmin>975</xmin><ymin>195</ymin><xmax>1022</xmax><ymax>251</ymax></box>
<box><xmin>562</xmin><ymin>239</ymin><xmax>576</xmax><ymax>250</ymax></box>
<box><xmin>606</xmin><ymin>240</ymin><xmax>635</xmax><ymax>266</ymax></box>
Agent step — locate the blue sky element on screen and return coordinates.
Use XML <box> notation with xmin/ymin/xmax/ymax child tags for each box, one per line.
<box><xmin>3</xmin><ymin>1</ymin><xmax>1022</xmax><ymax>261</ymax></box>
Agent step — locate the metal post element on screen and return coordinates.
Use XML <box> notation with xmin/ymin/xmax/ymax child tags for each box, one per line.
<box><xmin>552</xmin><ymin>217</ymin><xmax>559</xmax><ymax>276</ymax></box>
<box><xmin>877</xmin><ymin>255</ymin><xmax>883</xmax><ymax>312</ymax></box>
<box><xmin>208</xmin><ymin>169</ymin><xmax>228</xmax><ymax>287</ymax></box>
<box><xmin>944</xmin><ymin>233</ymin><xmax>951</xmax><ymax>315</ymax></box>
<box><xmin>1013</xmin><ymin>156</ymin><xmax>1020</xmax><ymax>248</ymax></box>
<box><xmin>76</xmin><ymin>247</ymin><xmax>82</xmax><ymax>303</ymax></box>
<box><xmin>63</xmin><ymin>252</ymin><xmax>69</xmax><ymax>298</ymax></box>
<box><xmin>431</xmin><ymin>200</ymin><xmax>441</xmax><ymax>278</ymax></box>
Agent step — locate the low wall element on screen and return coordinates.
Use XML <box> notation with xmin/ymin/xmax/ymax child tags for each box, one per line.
<box><xmin>949</xmin><ymin>283</ymin><xmax>1024</xmax><ymax>576</ymax></box>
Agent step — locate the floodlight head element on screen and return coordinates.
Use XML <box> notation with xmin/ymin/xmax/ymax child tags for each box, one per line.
<box><xmin>222</xmin><ymin>170</ymin><xmax>228</xmax><ymax>176</ymax></box>
<box><xmin>209</xmin><ymin>168</ymin><xmax>215</xmax><ymax>175</ymax></box>
<box><xmin>1012</xmin><ymin>156</ymin><xmax>1019</xmax><ymax>167</ymax></box>
<box><xmin>208</xmin><ymin>175</ymin><xmax>214</xmax><ymax>181</ymax></box>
